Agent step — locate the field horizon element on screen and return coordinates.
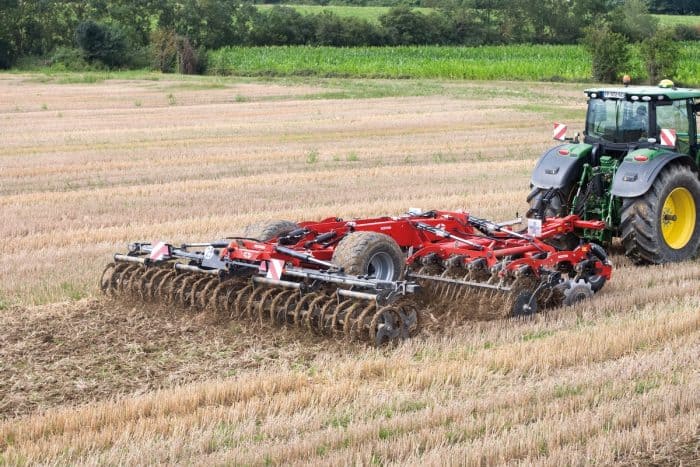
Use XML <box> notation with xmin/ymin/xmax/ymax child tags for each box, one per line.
<box><xmin>0</xmin><ymin>72</ymin><xmax>698</xmax><ymax>464</ymax></box>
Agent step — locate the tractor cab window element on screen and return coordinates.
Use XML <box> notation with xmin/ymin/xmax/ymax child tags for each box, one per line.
<box><xmin>656</xmin><ymin>100</ymin><xmax>689</xmax><ymax>132</ymax></box>
<box><xmin>586</xmin><ymin>98</ymin><xmax>650</xmax><ymax>143</ymax></box>
<box><xmin>657</xmin><ymin>100</ymin><xmax>691</xmax><ymax>153</ymax></box>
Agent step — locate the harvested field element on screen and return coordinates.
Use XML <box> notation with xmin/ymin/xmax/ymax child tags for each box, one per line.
<box><xmin>0</xmin><ymin>74</ymin><xmax>581</xmax><ymax>305</ymax></box>
<box><xmin>0</xmin><ymin>73</ymin><xmax>697</xmax><ymax>464</ymax></box>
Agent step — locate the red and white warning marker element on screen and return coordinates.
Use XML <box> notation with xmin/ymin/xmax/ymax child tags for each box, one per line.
<box><xmin>149</xmin><ymin>242</ymin><xmax>170</xmax><ymax>261</ymax></box>
<box><xmin>553</xmin><ymin>122</ymin><xmax>568</xmax><ymax>141</ymax></box>
<box><xmin>261</xmin><ymin>259</ymin><xmax>285</xmax><ymax>280</ymax></box>
<box><xmin>660</xmin><ymin>128</ymin><xmax>677</xmax><ymax>147</ymax></box>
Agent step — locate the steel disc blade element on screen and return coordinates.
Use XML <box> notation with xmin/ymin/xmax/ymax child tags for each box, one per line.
<box><xmin>371</xmin><ymin>307</ymin><xmax>401</xmax><ymax>347</ymax></box>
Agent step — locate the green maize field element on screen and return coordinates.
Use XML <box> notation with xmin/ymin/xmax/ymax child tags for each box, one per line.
<box><xmin>208</xmin><ymin>43</ymin><xmax>700</xmax><ymax>85</ymax></box>
<box><xmin>653</xmin><ymin>14</ymin><xmax>700</xmax><ymax>26</ymax></box>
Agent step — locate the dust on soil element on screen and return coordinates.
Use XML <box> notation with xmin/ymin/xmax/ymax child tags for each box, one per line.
<box><xmin>0</xmin><ymin>298</ymin><xmax>356</xmax><ymax>419</ymax></box>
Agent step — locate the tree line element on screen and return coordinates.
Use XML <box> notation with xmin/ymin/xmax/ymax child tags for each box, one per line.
<box><xmin>266</xmin><ymin>0</ymin><xmax>700</xmax><ymax>15</ymax></box>
<box><xmin>0</xmin><ymin>0</ymin><xmax>696</xmax><ymax>78</ymax></box>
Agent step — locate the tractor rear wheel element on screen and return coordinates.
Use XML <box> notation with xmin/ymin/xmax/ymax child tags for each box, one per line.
<box><xmin>332</xmin><ymin>231</ymin><xmax>404</xmax><ymax>281</ymax></box>
<box><xmin>620</xmin><ymin>164</ymin><xmax>700</xmax><ymax>264</ymax></box>
<box><xmin>526</xmin><ymin>187</ymin><xmax>571</xmax><ymax>219</ymax></box>
<box><xmin>242</xmin><ymin>220</ymin><xmax>299</xmax><ymax>241</ymax></box>
<box><xmin>526</xmin><ymin>186</ymin><xmax>581</xmax><ymax>250</ymax></box>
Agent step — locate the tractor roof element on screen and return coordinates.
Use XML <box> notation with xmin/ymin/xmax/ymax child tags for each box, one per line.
<box><xmin>584</xmin><ymin>85</ymin><xmax>700</xmax><ymax>101</ymax></box>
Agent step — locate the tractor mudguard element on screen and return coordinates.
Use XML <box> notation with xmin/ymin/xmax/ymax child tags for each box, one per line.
<box><xmin>611</xmin><ymin>151</ymin><xmax>696</xmax><ymax>198</ymax></box>
<box><xmin>530</xmin><ymin>144</ymin><xmax>591</xmax><ymax>190</ymax></box>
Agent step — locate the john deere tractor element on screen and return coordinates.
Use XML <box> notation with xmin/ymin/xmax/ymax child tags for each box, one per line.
<box><xmin>528</xmin><ymin>80</ymin><xmax>700</xmax><ymax>264</ymax></box>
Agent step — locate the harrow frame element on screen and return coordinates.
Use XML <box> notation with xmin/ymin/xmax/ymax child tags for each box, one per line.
<box><xmin>102</xmin><ymin>209</ymin><xmax>612</xmax><ymax>345</ymax></box>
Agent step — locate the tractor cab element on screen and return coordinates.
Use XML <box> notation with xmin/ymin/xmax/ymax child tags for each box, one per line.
<box><xmin>529</xmin><ymin>80</ymin><xmax>700</xmax><ymax>264</ymax></box>
<box><xmin>583</xmin><ymin>81</ymin><xmax>700</xmax><ymax>160</ymax></box>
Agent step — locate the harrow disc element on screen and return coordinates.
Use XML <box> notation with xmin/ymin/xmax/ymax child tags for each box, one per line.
<box><xmin>302</xmin><ymin>294</ymin><xmax>330</xmax><ymax>332</ymax></box>
<box><xmin>137</xmin><ymin>268</ymin><xmax>160</xmax><ymax>301</ymax></box>
<box><xmin>102</xmin><ymin>252</ymin><xmax>423</xmax><ymax>345</ymax></box>
<box><xmin>114</xmin><ymin>264</ymin><xmax>136</xmax><ymax>294</ymax></box>
<box><xmin>177</xmin><ymin>275</ymin><xmax>200</xmax><ymax>307</ymax></box>
<box><xmin>510</xmin><ymin>291</ymin><xmax>538</xmax><ymax>317</ymax></box>
<box><xmin>144</xmin><ymin>268</ymin><xmax>171</xmax><ymax>301</ymax></box>
<box><xmin>330</xmin><ymin>300</ymin><xmax>355</xmax><ymax>337</ymax></box>
<box><xmin>127</xmin><ymin>266</ymin><xmax>147</xmax><ymax>296</ymax></box>
<box><xmin>318</xmin><ymin>297</ymin><xmax>340</xmax><ymax>334</ymax></box>
<box><xmin>151</xmin><ymin>270</ymin><xmax>173</xmax><ymax>301</ymax></box>
<box><xmin>292</xmin><ymin>293</ymin><xmax>321</xmax><ymax>326</ymax></box>
<box><xmin>213</xmin><ymin>280</ymin><xmax>245</xmax><ymax>315</ymax></box>
<box><xmin>99</xmin><ymin>262</ymin><xmax>120</xmax><ymax>295</ymax></box>
<box><xmin>563</xmin><ymin>279</ymin><xmax>594</xmax><ymax>306</ymax></box>
<box><xmin>348</xmin><ymin>302</ymin><xmax>377</xmax><ymax>340</ymax></box>
<box><xmin>188</xmin><ymin>276</ymin><xmax>213</xmax><ymax>309</ymax></box>
<box><xmin>538</xmin><ymin>282</ymin><xmax>565</xmax><ymax>309</ymax></box>
<box><xmin>111</xmin><ymin>263</ymin><xmax>134</xmax><ymax>293</ymax></box>
<box><xmin>166</xmin><ymin>273</ymin><xmax>189</xmax><ymax>305</ymax></box>
<box><xmin>244</xmin><ymin>286</ymin><xmax>270</xmax><ymax>320</ymax></box>
<box><xmin>269</xmin><ymin>289</ymin><xmax>298</xmax><ymax>325</ymax></box>
<box><xmin>397</xmin><ymin>304</ymin><xmax>419</xmax><ymax>338</ymax></box>
<box><xmin>233</xmin><ymin>284</ymin><xmax>255</xmax><ymax>319</ymax></box>
<box><xmin>254</xmin><ymin>287</ymin><xmax>281</xmax><ymax>323</ymax></box>
<box><xmin>502</xmin><ymin>276</ymin><xmax>539</xmax><ymax>318</ymax></box>
<box><xmin>341</xmin><ymin>301</ymin><xmax>366</xmax><ymax>337</ymax></box>
<box><xmin>280</xmin><ymin>292</ymin><xmax>301</xmax><ymax>325</ymax></box>
<box><xmin>196</xmin><ymin>277</ymin><xmax>218</xmax><ymax>309</ymax></box>
<box><xmin>370</xmin><ymin>306</ymin><xmax>402</xmax><ymax>346</ymax></box>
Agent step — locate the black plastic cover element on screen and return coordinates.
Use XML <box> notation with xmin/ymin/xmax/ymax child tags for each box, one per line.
<box><xmin>611</xmin><ymin>152</ymin><xmax>692</xmax><ymax>198</ymax></box>
<box><xmin>530</xmin><ymin>144</ymin><xmax>590</xmax><ymax>190</ymax></box>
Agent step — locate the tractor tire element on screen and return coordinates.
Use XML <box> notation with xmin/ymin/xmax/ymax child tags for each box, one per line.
<box><xmin>526</xmin><ymin>186</ymin><xmax>580</xmax><ymax>250</ymax></box>
<box><xmin>526</xmin><ymin>187</ymin><xmax>570</xmax><ymax>219</ymax></box>
<box><xmin>332</xmin><ymin>231</ymin><xmax>404</xmax><ymax>281</ymax></box>
<box><xmin>620</xmin><ymin>164</ymin><xmax>700</xmax><ymax>264</ymax></box>
<box><xmin>242</xmin><ymin>220</ymin><xmax>299</xmax><ymax>241</ymax></box>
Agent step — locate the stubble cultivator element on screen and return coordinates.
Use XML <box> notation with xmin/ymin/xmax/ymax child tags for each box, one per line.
<box><xmin>101</xmin><ymin>209</ymin><xmax>612</xmax><ymax>346</ymax></box>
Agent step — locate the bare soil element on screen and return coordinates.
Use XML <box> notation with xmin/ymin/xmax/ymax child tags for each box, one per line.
<box><xmin>0</xmin><ymin>298</ymin><xmax>352</xmax><ymax>419</ymax></box>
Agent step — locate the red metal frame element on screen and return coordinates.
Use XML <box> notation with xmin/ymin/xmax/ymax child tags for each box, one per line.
<box><xmin>219</xmin><ymin>212</ymin><xmax>612</xmax><ymax>281</ymax></box>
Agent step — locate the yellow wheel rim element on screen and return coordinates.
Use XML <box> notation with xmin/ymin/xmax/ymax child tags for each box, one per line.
<box><xmin>661</xmin><ymin>187</ymin><xmax>696</xmax><ymax>249</ymax></box>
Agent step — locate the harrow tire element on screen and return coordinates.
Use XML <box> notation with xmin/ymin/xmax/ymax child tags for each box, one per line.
<box><xmin>620</xmin><ymin>164</ymin><xmax>700</xmax><ymax>264</ymax></box>
<box><xmin>332</xmin><ymin>231</ymin><xmax>404</xmax><ymax>281</ymax></box>
<box><xmin>242</xmin><ymin>219</ymin><xmax>299</xmax><ymax>241</ymax></box>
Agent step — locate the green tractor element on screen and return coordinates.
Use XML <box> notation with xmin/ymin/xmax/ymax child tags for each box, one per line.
<box><xmin>528</xmin><ymin>80</ymin><xmax>700</xmax><ymax>264</ymax></box>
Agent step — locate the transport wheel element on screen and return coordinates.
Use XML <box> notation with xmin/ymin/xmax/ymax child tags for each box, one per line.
<box><xmin>332</xmin><ymin>231</ymin><xmax>404</xmax><ymax>281</ymax></box>
<box><xmin>620</xmin><ymin>164</ymin><xmax>700</xmax><ymax>264</ymax></box>
<box><xmin>241</xmin><ymin>219</ymin><xmax>299</xmax><ymax>241</ymax></box>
